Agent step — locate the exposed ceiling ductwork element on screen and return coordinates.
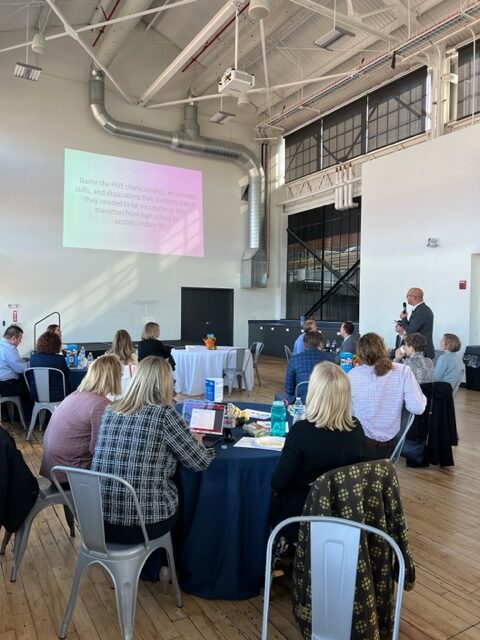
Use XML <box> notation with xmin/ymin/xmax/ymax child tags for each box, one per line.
<box><xmin>89</xmin><ymin>66</ymin><xmax>267</xmax><ymax>288</ymax></box>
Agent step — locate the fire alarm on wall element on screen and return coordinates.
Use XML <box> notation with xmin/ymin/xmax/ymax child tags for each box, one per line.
<box><xmin>459</xmin><ymin>280</ymin><xmax>467</xmax><ymax>290</ymax></box>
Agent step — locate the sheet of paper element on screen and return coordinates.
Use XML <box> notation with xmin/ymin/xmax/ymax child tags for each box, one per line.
<box><xmin>234</xmin><ymin>436</ymin><xmax>283</xmax><ymax>451</ymax></box>
<box><xmin>247</xmin><ymin>409</ymin><xmax>271</xmax><ymax>420</ymax></box>
<box><xmin>234</xmin><ymin>437</ymin><xmax>260</xmax><ymax>448</ymax></box>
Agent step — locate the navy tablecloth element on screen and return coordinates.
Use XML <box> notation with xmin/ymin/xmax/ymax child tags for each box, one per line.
<box><xmin>177</xmin><ymin>401</ymin><xmax>279</xmax><ymax>599</ymax></box>
<box><xmin>145</xmin><ymin>402</ymin><xmax>281</xmax><ymax>599</ymax></box>
<box><xmin>69</xmin><ymin>368</ymin><xmax>87</xmax><ymax>391</ymax></box>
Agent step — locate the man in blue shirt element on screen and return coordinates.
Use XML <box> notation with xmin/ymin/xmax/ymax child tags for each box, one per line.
<box><xmin>293</xmin><ymin>318</ymin><xmax>317</xmax><ymax>355</ymax></box>
<box><xmin>285</xmin><ymin>331</ymin><xmax>337</xmax><ymax>403</ymax></box>
<box><xmin>0</xmin><ymin>325</ymin><xmax>31</xmax><ymax>420</ymax></box>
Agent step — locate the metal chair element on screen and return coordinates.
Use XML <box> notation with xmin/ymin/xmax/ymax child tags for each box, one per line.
<box><xmin>0</xmin><ymin>393</ymin><xmax>26</xmax><ymax>429</ymax></box>
<box><xmin>284</xmin><ymin>345</ymin><xmax>292</xmax><ymax>363</ymax></box>
<box><xmin>51</xmin><ymin>466</ymin><xmax>182</xmax><ymax>640</ymax></box>
<box><xmin>262</xmin><ymin>516</ymin><xmax>405</xmax><ymax>640</ymax></box>
<box><xmin>249</xmin><ymin>341</ymin><xmax>264</xmax><ymax>386</ymax></box>
<box><xmin>294</xmin><ymin>380</ymin><xmax>309</xmax><ymax>402</ymax></box>
<box><xmin>389</xmin><ymin>411</ymin><xmax>416</xmax><ymax>464</ymax></box>
<box><xmin>223</xmin><ymin>348</ymin><xmax>252</xmax><ymax>397</ymax></box>
<box><xmin>0</xmin><ymin>476</ymin><xmax>75</xmax><ymax>581</ymax></box>
<box><xmin>24</xmin><ymin>367</ymin><xmax>66</xmax><ymax>440</ymax></box>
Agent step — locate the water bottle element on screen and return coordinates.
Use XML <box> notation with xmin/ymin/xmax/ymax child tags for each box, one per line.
<box><xmin>73</xmin><ymin>349</ymin><xmax>78</xmax><ymax>368</ymax></box>
<box><xmin>340</xmin><ymin>352</ymin><xmax>353</xmax><ymax>373</ymax></box>
<box><xmin>332</xmin><ymin>339</ymin><xmax>337</xmax><ymax>352</ymax></box>
<box><xmin>79</xmin><ymin>346</ymin><xmax>86</xmax><ymax>368</ymax></box>
<box><xmin>292</xmin><ymin>397</ymin><xmax>305</xmax><ymax>424</ymax></box>
<box><xmin>326</xmin><ymin>339</ymin><xmax>331</xmax><ymax>351</ymax></box>
<box><xmin>87</xmin><ymin>352</ymin><xmax>94</xmax><ymax>366</ymax></box>
<box><xmin>271</xmin><ymin>401</ymin><xmax>286</xmax><ymax>437</ymax></box>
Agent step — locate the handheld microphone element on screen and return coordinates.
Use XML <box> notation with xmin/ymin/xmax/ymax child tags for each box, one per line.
<box><xmin>403</xmin><ymin>302</ymin><xmax>407</xmax><ymax>312</ymax></box>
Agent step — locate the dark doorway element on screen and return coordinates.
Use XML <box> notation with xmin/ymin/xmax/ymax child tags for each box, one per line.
<box><xmin>181</xmin><ymin>287</ymin><xmax>234</xmax><ymax>346</ymax></box>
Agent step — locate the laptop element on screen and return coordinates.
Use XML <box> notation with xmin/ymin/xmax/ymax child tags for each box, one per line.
<box><xmin>182</xmin><ymin>400</ymin><xmax>226</xmax><ymax>442</ymax></box>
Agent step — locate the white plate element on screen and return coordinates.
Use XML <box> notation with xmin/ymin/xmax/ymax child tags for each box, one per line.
<box><xmin>256</xmin><ymin>436</ymin><xmax>285</xmax><ymax>450</ymax></box>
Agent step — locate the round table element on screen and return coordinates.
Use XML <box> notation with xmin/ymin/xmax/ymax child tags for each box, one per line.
<box><xmin>172</xmin><ymin>346</ymin><xmax>254</xmax><ymax>396</ymax></box>
<box><xmin>177</xmin><ymin>424</ymin><xmax>279</xmax><ymax>598</ymax></box>
<box><xmin>143</xmin><ymin>402</ymin><xmax>281</xmax><ymax>599</ymax></box>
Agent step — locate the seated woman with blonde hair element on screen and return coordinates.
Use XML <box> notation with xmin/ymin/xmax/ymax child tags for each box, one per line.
<box><xmin>138</xmin><ymin>322</ymin><xmax>175</xmax><ymax>370</ymax></box>
<box><xmin>108</xmin><ymin>329</ymin><xmax>137</xmax><ymax>395</ymax></box>
<box><xmin>40</xmin><ymin>354</ymin><xmax>122</xmax><ymax>483</ymax></box>
<box><xmin>271</xmin><ymin>361</ymin><xmax>365</xmax><ymax>528</ymax></box>
<box><xmin>91</xmin><ymin>356</ymin><xmax>214</xmax><ymax>543</ymax></box>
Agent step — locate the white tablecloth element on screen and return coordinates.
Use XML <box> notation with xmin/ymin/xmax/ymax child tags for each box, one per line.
<box><xmin>172</xmin><ymin>346</ymin><xmax>254</xmax><ymax>396</ymax></box>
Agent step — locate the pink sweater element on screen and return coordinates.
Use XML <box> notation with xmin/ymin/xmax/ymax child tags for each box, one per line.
<box><xmin>40</xmin><ymin>391</ymin><xmax>110</xmax><ymax>483</ymax></box>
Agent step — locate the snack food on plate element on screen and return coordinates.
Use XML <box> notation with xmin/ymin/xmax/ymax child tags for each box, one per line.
<box><xmin>243</xmin><ymin>423</ymin><xmax>270</xmax><ymax>438</ymax></box>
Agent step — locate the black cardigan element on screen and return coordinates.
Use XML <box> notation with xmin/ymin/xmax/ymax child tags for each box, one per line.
<box><xmin>137</xmin><ymin>339</ymin><xmax>176</xmax><ymax>371</ymax></box>
<box><xmin>271</xmin><ymin>418</ymin><xmax>365</xmax><ymax>494</ymax></box>
<box><xmin>0</xmin><ymin>427</ymin><xmax>39</xmax><ymax>532</ymax></box>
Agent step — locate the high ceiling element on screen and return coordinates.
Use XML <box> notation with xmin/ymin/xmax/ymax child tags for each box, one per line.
<box><xmin>2</xmin><ymin>0</ymin><xmax>480</xmax><ymax>139</ymax></box>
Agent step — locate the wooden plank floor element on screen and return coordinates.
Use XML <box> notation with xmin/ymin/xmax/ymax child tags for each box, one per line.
<box><xmin>1</xmin><ymin>355</ymin><xmax>479</xmax><ymax>640</ymax></box>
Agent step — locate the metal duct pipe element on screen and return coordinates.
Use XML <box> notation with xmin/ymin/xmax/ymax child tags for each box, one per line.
<box><xmin>89</xmin><ymin>66</ymin><xmax>267</xmax><ymax>287</ymax></box>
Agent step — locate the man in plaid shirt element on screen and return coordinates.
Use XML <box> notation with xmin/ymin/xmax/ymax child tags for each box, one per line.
<box><xmin>284</xmin><ymin>331</ymin><xmax>337</xmax><ymax>403</ymax></box>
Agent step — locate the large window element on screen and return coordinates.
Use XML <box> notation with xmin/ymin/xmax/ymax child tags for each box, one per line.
<box><xmin>322</xmin><ymin>98</ymin><xmax>366</xmax><ymax>169</ymax></box>
<box><xmin>286</xmin><ymin>201</ymin><xmax>361</xmax><ymax>321</ymax></box>
<box><xmin>284</xmin><ymin>125</ymin><xmax>321</xmax><ymax>182</ymax></box>
<box><xmin>457</xmin><ymin>41</ymin><xmax>480</xmax><ymax>119</ymax></box>
<box><xmin>367</xmin><ymin>68</ymin><xmax>427</xmax><ymax>152</ymax></box>
<box><xmin>284</xmin><ymin>68</ymin><xmax>428</xmax><ymax>182</ymax></box>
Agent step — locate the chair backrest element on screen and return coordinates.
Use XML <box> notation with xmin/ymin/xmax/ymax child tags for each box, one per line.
<box><xmin>24</xmin><ymin>367</ymin><xmax>66</xmax><ymax>403</ymax></box>
<box><xmin>262</xmin><ymin>516</ymin><xmax>405</xmax><ymax>640</ymax></box>
<box><xmin>284</xmin><ymin>345</ymin><xmax>292</xmax><ymax>362</ymax></box>
<box><xmin>51</xmin><ymin>466</ymin><xmax>149</xmax><ymax>555</ymax></box>
<box><xmin>295</xmin><ymin>380</ymin><xmax>308</xmax><ymax>401</ymax></box>
<box><xmin>225</xmin><ymin>348</ymin><xmax>251</xmax><ymax>373</ymax></box>
<box><xmin>390</xmin><ymin>411</ymin><xmax>416</xmax><ymax>464</ymax></box>
<box><xmin>249</xmin><ymin>341</ymin><xmax>264</xmax><ymax>364</ymax></box>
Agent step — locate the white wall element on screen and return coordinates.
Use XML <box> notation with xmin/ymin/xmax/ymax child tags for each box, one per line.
<box><xmin>361</xmin><ymin>123</ymin><xmax>480</xmax><ymax>351</ymax></box>
<box><xmin>0</xmin><ymin>39</ymin><xmax>278</xmax><ymax>353</ymax></box>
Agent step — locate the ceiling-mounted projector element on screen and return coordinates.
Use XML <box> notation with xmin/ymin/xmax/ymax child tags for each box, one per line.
<box><xmin>218</xmin><ymin>68</ymin><xmax>255</xmax><ymax>95</ymax></box>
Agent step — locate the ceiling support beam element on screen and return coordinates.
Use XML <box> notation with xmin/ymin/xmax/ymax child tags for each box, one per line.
<box><xmin>45</xmin><ymin>0</ymin><xmax>132</xmax><ymax>102</ymax></box>
<box><xmin>139</xmin><ymin>1</ymin><xmax>240</xmax><ymax>106</ymax></box>
<box><xmin>289</xmin><ymin>0</ymin><xmax>392</xmax><ymax>42</ymax></box>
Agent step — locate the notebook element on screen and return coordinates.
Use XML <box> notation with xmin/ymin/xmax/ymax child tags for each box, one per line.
<box><xmin>182</xmin><ymin>400</ymin><xmax>226</xmax><ymax>437</ymax></box>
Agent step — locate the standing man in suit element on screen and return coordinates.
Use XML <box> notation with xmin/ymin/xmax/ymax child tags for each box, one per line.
<box><xmin>400</xmin><ymin>288</ymin><xmax>435</xmax><ymax>359</ymax></box>
<box><xmin>338</xmin><ymin>321</ymin><xmax>357</xmax><ymax>355</ymax></box>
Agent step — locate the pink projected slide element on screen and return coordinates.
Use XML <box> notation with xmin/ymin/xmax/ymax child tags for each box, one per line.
<box><xmin>63</xmin><ymin>148</ymin><xmax>204</xmax><ymax>257</ymax></box>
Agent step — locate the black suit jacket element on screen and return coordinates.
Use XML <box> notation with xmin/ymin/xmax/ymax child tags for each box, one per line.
<box><xmin>402</xmin><ymin>302</ymin><xmax>435</xmax><ymax>359</ymax></box>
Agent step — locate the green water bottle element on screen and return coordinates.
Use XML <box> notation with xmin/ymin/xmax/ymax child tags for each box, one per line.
<box><xmin>271</xmin><ymin>401</ymin><xmax>286</xmax><ymax>437</ymax></box>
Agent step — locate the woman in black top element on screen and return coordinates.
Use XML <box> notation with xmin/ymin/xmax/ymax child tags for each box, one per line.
<box><xmin>137</xmin><ymin>322</ymin><xmax>175</xmax><ymax>371</ymax></box>
<box><xmin>271</xmin><ymin>361</ymin><xmax>364</xmax><ymax>527</ymax></box>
